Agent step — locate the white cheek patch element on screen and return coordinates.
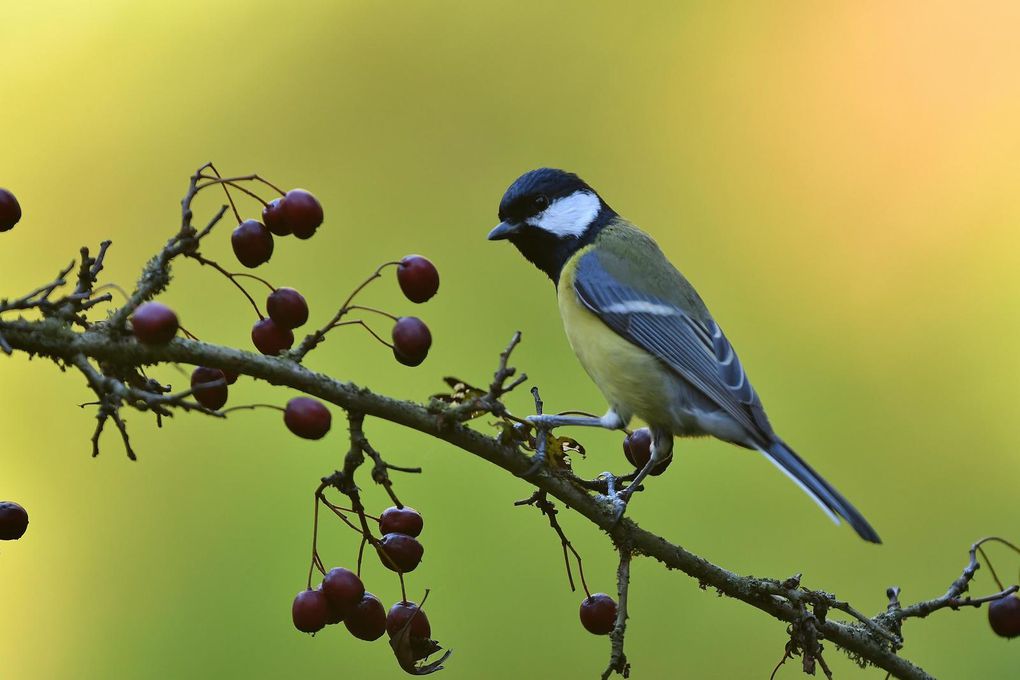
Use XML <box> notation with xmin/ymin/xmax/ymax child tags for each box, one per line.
<box><xmin>527</xmin><ymin>190</ymin><xmax>601</xmax><ymax>237</ymax></box>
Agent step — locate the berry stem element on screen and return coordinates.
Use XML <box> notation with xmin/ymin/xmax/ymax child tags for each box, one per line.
<box><xmin>178</xmin><ymin>325</ymin><xmax>200</xmax><ymax>341</ymax></box>
<box><xmin>230</xmin><ymin>272</ymin><xmax>276</xmax><ymax>292</ymax></box>
<box><xmin>307</xmin><ymin>492</ymin><xmax>325</xmax><ymax>590</ymax></box>
<box><xmin>204</xmin><ymin>164</ymin><xmax>243</xmax><ymax>224</ymax></box>
<box><xmin>973</xmin><ymin>537</ymin><xmax>1020</xmax><ymax>591</ymax></box>
<box><xmin>356</xmin><ymin>535</ymin><xmax>367</xmax><ymax>578</ymax></box>
<box><xmin>218</xmin><ymin>403</ymin><xmax>286</xmax><ymax>415</ymax></box>
<box><xmin>200</xmin><ymin>172</ymin><xmax>286</xmax><ymax>197</ymax></box>
<box><xmin>196</xmin><ymin>177</ymin><xmax>270</xmax><ymax>207</ymax></box>
<box><xmin>331</xmin><ymin>320</ymin><xmax>394</xmax><ymax>349</ymax></box>
<box><xmin>290</xmin><ymin>261</ymin><xmax>402</xmax><ymax>361</ymax></box>
<box><xmin>187</xmin><ymin>253</ymin><xmax>265</xmax><ymax>319</ymax></box>
<box><xmin>345</xmin><ymin>304</ymin><xmax>398</xmax><ymax>321</ymax></box>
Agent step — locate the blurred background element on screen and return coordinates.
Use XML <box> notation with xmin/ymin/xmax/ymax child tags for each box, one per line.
<box><xmin>2</xmin><ymin>1</ymin><xmax>1018</xmax><ymax>678</ymax></box>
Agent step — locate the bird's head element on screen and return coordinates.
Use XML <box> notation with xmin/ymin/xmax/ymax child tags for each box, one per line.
<box><xmin>488</xmin><ymin>168</ymin><xmax>614</xmax><ymax>282</ymax></box>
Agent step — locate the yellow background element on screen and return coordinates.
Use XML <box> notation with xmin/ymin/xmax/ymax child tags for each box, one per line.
<box><xmin>2</xmin><ymin>2</ymin><xmax>1018</xmax><ymax>678</ymax></box>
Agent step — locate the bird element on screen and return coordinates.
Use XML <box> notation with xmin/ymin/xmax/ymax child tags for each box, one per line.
<box><xmin>487</xmin><ymin>167</ymin><xmax>880</xmax><ymax>543</ymax></box>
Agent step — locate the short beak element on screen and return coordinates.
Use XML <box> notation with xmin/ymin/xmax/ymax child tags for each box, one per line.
<box><xmin>487</xmin><ymin>221</ymin><xmax>520</xmax><ymax>241</ymax></box>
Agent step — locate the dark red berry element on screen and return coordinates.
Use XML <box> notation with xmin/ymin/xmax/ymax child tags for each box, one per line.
<box><xmin>0</xmin><ymin>501</ymin><xmax>29</xmax><ymax>541</ymax></box>
<box><xmin>321</xmin><ymin>567</ymin><xmax>365</xmax><ymax>614</ymax></box>
<box><xmin>623</xmin><ymin>428</ymin><xmax>670</xmax><ymax>476</ymax></box>
<box><xmin>292</xmin><ymin>589</ymin><xmax>330</xmax><ymax>634</ymax></box>
<box><xmin>376</xmin><ymin>532</ymin><xmax>424</xmax><ymax>573</ymax></box>
<box><xmin>391</xmin><ymin>317</ymin><xmax>431</xmax><ymax>367</ymax></box>
<box><xmin>222</xmin><ymin>369</ymin><xmax>239</xmax><ymax>385</ymax></box>
<box><xmin>324</xmin><ymin>602</ymin><xmax>345</xmax><ymax>625</ymax></box>
<box><xmin>267</xmin><ymin>288</ymin><xmax>309</xmax><ymax>329</ymax></box>
<box><xmin>190</xmin><ymin>367</ymin><xmax>228</xmax><ymax>410</ymax></box>
<box><xmin>262</xmin><ymin>198</ymin><xmax>291</xmax><ymax>236</ymax></box>
<box><xmin>386</xmin><ymin>601</ymin><xmax>431</xmax><ymax>639</ymax></box>
<box><xmin>282</xmin><ymin>189</ymin><xmax>323</xmax><ymax>239</ymax></box>
<box><xmin>396</xmin><ymin>255</ymin><xmax>440</xmax><ymax>303</ymax></box>
<box><xmin>284</xmin><ymin>397</ymin><xmax>331</xmax><ymax>439</ymax></box>
<box><xmin>0</xmin><ymin>188</ymin><xmax>22</xmax><ymax>232</ymax></box>
<box><xmin>379</xmin><ymin>506</ymin><xmax>423</xmax><ymax>537</ymax></box>
<box><xmin>130</xmin><ymin>302</ymin><xmax>179</xmax><ymax>344</ymax></box>
<box><xmin>989</xmin><ymin>594</ymin><xmax>1020</xmax><ymax>638</ymax></box>
<box><xmin>231</xmin><ymin>220</ymin><xmax>274</xmax><ymax>268</ymax></box>
<box><xmin>344</xmin><ymin>592</ymin><xmax>387</xmax><ymax>641</ymax></box>
<box><xmin>579</xmin><ymin>593</ymin><xmax>617</xmax><ymax>635</ymax></box>
<box><xmin>251</xmin><ymin>318</ymin><xmax>294</xmax><ymax>355</ymax></box>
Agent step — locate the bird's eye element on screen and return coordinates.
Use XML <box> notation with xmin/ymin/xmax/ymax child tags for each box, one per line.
<box><xmin>533</xmin><ymin>195</ymin><xmax>549</xmax><ymax>210</ymax></box>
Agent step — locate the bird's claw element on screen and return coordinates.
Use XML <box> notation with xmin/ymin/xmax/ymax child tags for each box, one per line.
<box><xmin>592</xmin><ymin>471</ymin><xmax>634</xmax><ymax>523</ymax></box>
<box><xmin>595</xmin><ymin>491</ymin><xmax>629</xmax><ymax>523</ymax></box>
<box><xmin>521</xmin><ymin>450</ymin><xmax>546</xmax><ymax>477</ymax></box>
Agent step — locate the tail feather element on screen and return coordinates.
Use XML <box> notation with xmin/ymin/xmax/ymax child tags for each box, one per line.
<box><xmin>758</xmin><ymin>440</ymin><xmax>881</xmax><ymax>544</ymax></box>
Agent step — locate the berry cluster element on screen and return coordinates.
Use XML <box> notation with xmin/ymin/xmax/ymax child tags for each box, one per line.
<box><xmin>120</xmin><ymin>172</ymin><xmax>439</xmax><ymax>423</ymax></box>
<box><xmin>0</xmin><ymin>501</ymin><xmax>29</xmax><ymax>540</ymax></box>
<box><xmin>294</xmin><ymin>503</ymin><xmax>442</xmax><ymax>667</ymax></box>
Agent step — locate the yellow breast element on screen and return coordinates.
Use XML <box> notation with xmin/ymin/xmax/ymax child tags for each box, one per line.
<box><xmin>557</xmin><ymin>249</ymin><xmax>676</xmax><ymax>427</ymax></box>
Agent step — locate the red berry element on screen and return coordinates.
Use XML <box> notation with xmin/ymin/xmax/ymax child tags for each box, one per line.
<box><xmin>190</xmin><ymin>367</ymin><xmax>228</xmax><ymax>410</ymax></box>
<box><xmin>391</xmin><ymin>317</ymin><xmax>431</xmax><ymax>367</ymax></box>
<box><xmin>376</xmin><ymin>532</ymin><xmax>424</xmax><ymax>573</ymax></box>
<box><xmin>989</xmin><ymin>594</ymin><xmax>1020</xmax><ymax>638</ymax></box>
<box><xmin>396</xmin><ymin>255</ymin><xmax>440</xmax><ymax>303</ymax></box>
<box><xmin>324</xmin><ymin>603</ymin><xmax>345</xmax><ymax>625</ymax></box>
<box><xmin>284</xmin><ymin>397</ymin><xmax>331</xmax><ymax>439</ymax></box>
<box><xmin>579</xmin><ymin>593</ymin><xmax>617</xmax><ymax>635</ymax></box>
<box><xmin>344</xmin><ymin>592</ymin><xmax>387</xmax><ymax>641</ymax></box>
<box><xmin>379</xmin><ymin>506</ymin><xmax>423</xmax><ymax>537</ymax></box>
<box><xmin>0</xmin><ymin>501</ymin><xmax>29</xmax><ymax>541</ymax></box>
<box><xmin>0</xmin><ymin>188</ymin><xmax>22</xmax><ymax>232</ymax></box>
<box><xmin>386</xmin><ymin>601</ymin><xmax>431</xmax><ymax>639</ymax></box>
<box><xmin>231</xmin><ymin>220</ymin><xmax>274</xmax><ymax>268</ymax></box>
<box><xmin>262</xmin><ymin>198</ymin><xmax>291</xmax><ymax>236</ymax></box>
<box><xmin>321</xmin><ymin>567</ymin><xmax>365</xmax><ymax>614</ymax></box>
<box><xmin>222</xmin><ymin>369</ymin><xmax>239</xmax><ymax>385</ymax></box>
<box><xmin>131</xmin><ymin>302</ymin><xmax>179</xmax><ymax>344</ymax></box>
<box><xmin>251</xmin><ymin>318</ymin><xmax>294</xmax><ymax>355</ymax></box>
<box><xmin>623</xmin><ymin>428</ymin><xmax>670</xmax><ymax>476</ymax></box>
<box><xmin>292</xmin><ymin>589</ymin><xmax>330</xmax><ymax>634</ymax></box>
<box><xmin>282</xmin><ymin>189</ymin><xmax>323</xmax><ymax>239</ymax></box>
<box><xmin>267</xmin><ymin>288</ymin><xmax>309</xmax><ymax>330</ymax></box>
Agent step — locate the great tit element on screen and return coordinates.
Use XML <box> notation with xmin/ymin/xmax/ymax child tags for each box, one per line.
<box><xmin>488</xmin><ymin>168</ymin><xmax>880</xmax><ymax>543</ymax></box>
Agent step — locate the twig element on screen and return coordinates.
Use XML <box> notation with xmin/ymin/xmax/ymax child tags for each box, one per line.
<box><xmin>515</xmin><ymin>490</ymin><xmax>590</xmax><ymax>595</ymax></box>
<box><xmin>290</xmin><ymin>260</ymin><xmax>401</xmax><ymax>361</ymax></box>
<box><xmin>602</xmin><ymin>549</ymin><xmax>632</xmax><ymax>680</ymax></box>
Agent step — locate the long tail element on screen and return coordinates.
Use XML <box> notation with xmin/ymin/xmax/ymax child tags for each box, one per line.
<box><xmin>758</xmin><ymin>439</ymin><xmax>881</xmax><ymax>544</ymax></box>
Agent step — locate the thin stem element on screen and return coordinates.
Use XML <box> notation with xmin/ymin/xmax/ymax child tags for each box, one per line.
<box><xmin>290</xmin><ymin>261</ymin><xmax>401</xmax><ymax>361</ymax></box>
<box><xmin>187</xmin><ymin>253</ymin><xmax>264</xmax><ymax>319</ymax></box>
<box><xmin>196</xmin><ymin>178</ymin><xmax>270</xmax><ymax>207</ymax></box>
<box><xmin>219</xmin><ymin>403</ymin><xmax>286</xmax><ymax>416</ymax></box>
<box><xmin>345</xmin><ymin>304</ymin><xmax>398</xmax><ymax>321</ymax></box>
<box><xmin>332</xmin><ymin>320</ymin><xmax>393</xmax><ymax>348</ymax></box>
<box><xmin>231</xmin><ymin>272</ymin><xmax>276</xmax><ymax>292</ymax></box>
<box><xmin>308</xmin><ymin>492</ymin><xmax>323</xmax><ymax>589</ymax></box>
<box><xmin>204</xmin><ymin>164</ymin><xmax>243</xmax><ymax>224</ymax></box>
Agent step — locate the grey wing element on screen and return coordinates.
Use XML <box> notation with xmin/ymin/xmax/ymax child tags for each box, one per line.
<box><xmin>573</xmin><ymin>250</ymin><xmax>774</xmax><ymax>446</ymax></box>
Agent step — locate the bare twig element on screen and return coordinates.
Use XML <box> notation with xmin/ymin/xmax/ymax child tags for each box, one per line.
<box><xmin>602</xmin><ymin>549</ymin><xmax>632</xmax><ymax>680</ymax></box>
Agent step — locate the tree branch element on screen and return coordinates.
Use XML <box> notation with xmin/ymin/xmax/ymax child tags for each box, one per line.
<box><xmin>4</xmin><ymin>317</ymin><xmax>1006</xmax><ymax>679</ymax></box>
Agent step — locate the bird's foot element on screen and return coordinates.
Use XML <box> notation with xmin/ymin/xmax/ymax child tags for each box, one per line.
<box><xmin>592</xmin><ymin>472</ymin><xmax>637</xmax><ymax>523</ymax></box>
<box><xmin>522</xmin><ymin>448</ymin><xmax>546</xmax><ymax>477</ymax></box>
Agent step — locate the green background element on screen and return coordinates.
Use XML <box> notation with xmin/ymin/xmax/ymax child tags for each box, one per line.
<box><xmin>2</xmin><ymin>2</ymin><xmax>1018</xmax><ymax>678</ymax></box>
